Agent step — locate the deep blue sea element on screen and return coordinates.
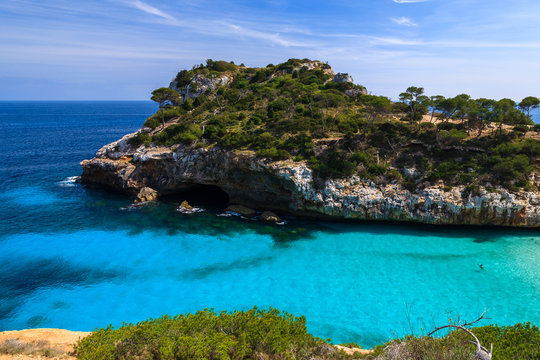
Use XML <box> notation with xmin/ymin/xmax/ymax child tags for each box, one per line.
<box><xmin>0</xmin><ymin>101</ymin><xmax>539</xmax><ymax>348</ymax></box>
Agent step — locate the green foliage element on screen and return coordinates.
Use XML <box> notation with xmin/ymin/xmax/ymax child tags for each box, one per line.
<box><xmin>174</xmin><ymin>70</ymin><xmax>192</xmax><ymax>88</ymax></box>
<box><xmin>450</xmin><ymin>323</ymin><xmax>540</xmax><ymax>360</ymax></box>
<box><xmin>370</xmin><ymin>323</ymin><xmax>540</xmax><ymax>360</ymax></box>
<box><xmin>518</xmin><ymin>96</ymin><xmax>540</xmax><ymax>118</ymax></box>
<box><xmin>141</xmin><ymin>59</ymin><xmax>538</xmax><ymax>187</ymax></box>
<box><xmin>151</xmin><ymin>87</ymin><xmax>181</xmax><ymax>107</ymax></box>
<box><xmin>144</xmin><ymin>108</ymin><xmax>184</xmax><ymax>129</ymax></box>
<box><xmin>74</xmin><ymin>307</ymin><xmax>336</xmax><ymax>360</ymax></box>
<box><xmin>128</xmin><ymin>132</ymin><xmax>152</xmax><ymax>147</ymax></box>
<box><xmin>144</xmin><ymin>116</ymin><xmax>161</xmax><ymax>129</ymax></box>
<box><xmin>153</xmin><ymin>123</ymin><xmax>203</xmax><ymax>145</ymax></box>
<box><xmin>206</xmin><ymin>59</ymin><xmax>237</xmax><ymax>72</ymax></box>
<box><xmin>439</xmin><ymin>129</ymin><xmax>468</xmax><ymax>146</ymax></box>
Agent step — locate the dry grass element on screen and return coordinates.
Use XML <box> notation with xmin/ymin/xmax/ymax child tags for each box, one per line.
<box><xmin>0</xmin><ymin>338</ymin><xmax>65</xmax><ymax>358</ymax></box>
<box><xmin>0</xmin><ymin>329</ymin><xmax>89</xmax><ymax>359</ymax></box>
<box><xmin>369</xmin><ymin>337</ymin><xmax>476</xmax><ymax>360</ymax></box>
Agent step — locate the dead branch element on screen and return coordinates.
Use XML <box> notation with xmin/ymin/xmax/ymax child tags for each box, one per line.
<box><xmin>427</xmin><ymin>310</ymin><xmax>492</xmax><ymax>360</ymax></box>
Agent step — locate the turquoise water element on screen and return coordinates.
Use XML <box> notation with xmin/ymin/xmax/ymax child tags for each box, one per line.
<box><xmin>0</xmin><ymin>101</ymin><xmax>539</xmax><ymax>347</ymax></box>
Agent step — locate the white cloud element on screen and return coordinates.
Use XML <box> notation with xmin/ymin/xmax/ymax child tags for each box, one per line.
<box><xmin>391</xmin><ymin>17</ymin><xmax>417</xmax><ymax>26</ymax></box>
<box><xmin>119</xmin><ymin>0</ymin><xmax>178</xmax><ymax>22</ymax></box>
<box><xmin>392</xmin><ymin>0</ymin><xmax>430</xmax><ymax>3</ymax></box>
<box><xmin>224</xmin><ymin>23</ymin><xmax>315</xmax><ymax>47</ymax></box>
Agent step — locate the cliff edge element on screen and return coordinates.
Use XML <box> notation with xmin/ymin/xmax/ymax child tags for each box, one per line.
<box><xmin>81</xmin><ymin>130</ymin><xmax>539</xmax><ymax>227</ymax></box>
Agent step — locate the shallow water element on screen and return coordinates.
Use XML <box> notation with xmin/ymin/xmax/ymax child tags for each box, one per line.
<box><xmin>0</xmin><ymin>101</ymin><xmax>538</xmax><ymax>347</ymax></box>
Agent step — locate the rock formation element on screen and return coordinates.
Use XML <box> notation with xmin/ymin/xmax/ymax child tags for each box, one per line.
<box><xmin>81</xmin><ymin>131</ymin><xmax>540</xmax><ymax>228</ymax></box>
<box><xmin>170</xmin><ymin>74</ymin><xmax>231</xmax><ymax>102</ymax></box>
<box><xmin>136</xmin><ymin>187</ymin><xmax>158</xmax><ymax>202</ymax></box>
<box><xmin>333</xmin><ymin>73</ymin><xmax>354</xmax><ymax>83</ymax></box>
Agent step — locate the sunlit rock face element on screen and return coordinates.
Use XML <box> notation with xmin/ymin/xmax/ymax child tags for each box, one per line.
<box><xmin>170</xmin><ymin>74</ymin><xmax>232</xmax><ymax>102</ymax></box>
<box><xmin>81</xmin><ymin>131</ymin><xmax>540</xmax><ymax>228</ymax></box>
<box><xmin>333</xmin><ymin>73</ymin><xmax>354</xmax><ymax>83</ymax></box>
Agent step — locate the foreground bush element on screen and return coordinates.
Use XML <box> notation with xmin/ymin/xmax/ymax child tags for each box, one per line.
<box><xmin>370</xmin><ymin>323</ymin><xmax>540</xmax><ymax>360</ymax></box>
<box><xmin>74</xmin><ymin>306</ymin><xmax>539</xmax><ymax>360</ymax></box>
<box><xmin>74</xmin><ymin>307</ymin><xmax>342</xmax><ymax>360</ymax></box>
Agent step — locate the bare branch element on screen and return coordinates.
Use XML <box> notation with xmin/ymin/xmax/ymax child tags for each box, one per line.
<box><xmin>427</xmin><ymin>310</ymin><xmax>492</xmax><ymax>360</ymax></box>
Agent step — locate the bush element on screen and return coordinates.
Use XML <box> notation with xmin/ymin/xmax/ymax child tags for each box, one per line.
<box><xmin>439</xmin><ymin>129</ymin><xmax>468</xmax><ymax>146</ymax></box>
<box><xmin>513</xmin><ymin>124</ymin><xmax>529</xmax><ymax>133</ymax></box>
<box><xmin>491</xmin><ymin>154</ymin><xmax>531</xmax><ymax>182</ymax></box>
<box><xmin>74</xmin><ymin>307</ymin><xmax>334</xmax><ymax>360</ymax></box>
<box><xmin>144</xmin><ymin>116</ymin><xmax>161</xmax><ymax>129</ymax></box>
<box><xmin>144</xmin><ymin>108</ymin><xmax>184</xmax><ymax>129</ymax></box>
<box><xmin>153</xmin><ymin>123</ymin><xmax>203</xmax><ymax>145</ymax></box>
<box><xmin>206</xmin><ymin>59</ymin><xmax>237</xmax><ymax>72</ymax></box>
<box><xmin>309</xmin><ymin>152</ymin><xmax>357</xmax><ymax>179</ymax></box>
<box><xmin>372</xmin><ymin>323</ymin><xmax>540</xmax><ymax>360</ymax></box>
<box><xmin>127</xmin><ymin>132</ymin><xmax>151</xmax><ymax>147</ymax></box>
<box><xmin>256</xmin><ymin>147</ymin><xmax>290</xmax><ymax>160</ymax></box>
<box><xmin>174</xmin><ymin>70</ymin><xmax>192</xmax><ymax>87</ymax></box>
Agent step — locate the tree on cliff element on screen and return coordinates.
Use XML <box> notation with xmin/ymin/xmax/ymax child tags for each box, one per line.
<box><xmin>151</xmin><ymin>87</ymin><xmax>181</xmax><ymax>129</ymax></box>
<box><xmin>399</xmin><ymin>86</ymin><xmax>429</xmax><ymax>128</ymax></box>
<box><xmin>518</xmin><ymin>96</ymin><xmax>540</xmax><ymax>119</ymax></box>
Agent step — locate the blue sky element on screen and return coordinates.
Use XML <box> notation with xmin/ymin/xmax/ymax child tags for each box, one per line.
<box><xmin>1</xmin><ymin>0</ymin><xmax>540</xmax><ymax>100</ymax></box>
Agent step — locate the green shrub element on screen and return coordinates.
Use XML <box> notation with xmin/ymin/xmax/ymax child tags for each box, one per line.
<box><xmin>513</xmin><ymin>124</ymin><xmax>529</xmax><ymax>133</ymax></box>
<box><xmin>439</xmin><ymin>129</ymin><xmax>468</xmax><ymax>146</ymax></box>
<box><xmin>144</xmin><ymin>116</ymin><xmax>161</xmax><ymax>129</ymax></box>
<box><xmin>174</xmin><ymin>70</ymin><xmax>192</xmax><ymax>87</ymax></box>
<box><xmin>431</xmin><ymin>160</ymin><xmax>461</xmax><ymax>181</ymax></box>
<box><xmin>309</xmin><ymin>152</ymin><xmax>357</xmax><ymax>179</ymax></box>
<box><xmin>449</xmin><ymin>323</ymin><xmax>540</xmax><ymax>360</ymax></box>
<box><xmin>491</xmin><ymin>154</ymin><xmax>532</xmax><ymax>182</ymax></box>
<box><xmin>206</xmin><ymin>59</ymin><xmax>237</xmax><ymax>72</ymax></box>
<box><xmin>127</xmin><ymin>132</ymin><xmax>151</xmax><ymax>147</ymax></box>
<box><xmin>74</xmin><ymin>307</ymin><xmax>334</xmax><ymax>360</ymax></box>
<box><xmin>153</xmin><ymin>123</ymin><xmax>203</xmax><ymax>145</ymax></box>
<box><xmin>144</xmin><ymin>108</ymin><xmax>184</xmax><ymax>129</ymax></box>
<box><xmin>256</xmin><ymin>147</ymin><xmax>290</xmax><ymax>160</ymax></box>
<box><xmin>371</xmin><ymin>323</ymin><xmax>540</xmax><ymax>360</ymax></box>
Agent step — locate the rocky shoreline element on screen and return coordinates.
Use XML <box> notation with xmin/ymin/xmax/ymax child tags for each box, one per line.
<box><xmin>80</xmin><ymin>130</ymin><xmax>540</xmax><ymax>228</ymax></box>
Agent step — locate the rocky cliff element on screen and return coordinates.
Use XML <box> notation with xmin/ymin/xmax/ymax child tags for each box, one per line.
<box><xmin>81</xmin><ymin>130</ymin><xmax>540</xmax><ymax>228</ymax></box>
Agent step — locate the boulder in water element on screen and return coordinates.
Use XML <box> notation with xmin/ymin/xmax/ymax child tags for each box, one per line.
<box><xmin>260</xmin><ymin>211</ymin><xmax>282</xmax><ymax>223</ymax></box>
<box><xmin>226</xmin><ymin>204</ymin><xmax>257</xmax><ymax>217</ymax></box>
<box><xmin>135</xmin><ymin>187</ymin><xmax>158</xmax><ymax>203</ymax></box>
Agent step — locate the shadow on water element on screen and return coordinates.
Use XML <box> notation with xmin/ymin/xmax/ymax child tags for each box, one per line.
<box><xmin>0</xmin><ymin>257</ymin><xmax>120</xmax><ymax>327</ymax></box>
<box><xmin>1</xmin><ymin>183</ymin><xmax>538</xmax><ymax>246</ymax></box>
<box><xmin>181</xmin><ymin>254</ymin><xmax>275</xmax><ymax>280</ymax></box>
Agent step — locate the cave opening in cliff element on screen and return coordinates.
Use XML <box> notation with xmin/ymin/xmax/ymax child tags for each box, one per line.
<box><xmin>164</xmin><ymin>184</ymin><xmax>230</xmax><ymax>210</ymax></box>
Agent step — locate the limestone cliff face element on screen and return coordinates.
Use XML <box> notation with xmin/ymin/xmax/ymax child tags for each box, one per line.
<box><xmin>170</xmin><ymin>74</ymin><xmax>231</xmax><ymax>102</ymax></box>
<box><xmin>81</xmin><ymin>131</ymin><xmax>540</xmax><ymax>228</ymax></box>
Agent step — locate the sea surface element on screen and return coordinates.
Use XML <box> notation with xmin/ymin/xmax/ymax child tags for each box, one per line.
<box><xmin>0</xmin><ymin>101</ymin><xmax>539</xmax><ymax>348</ymax></box>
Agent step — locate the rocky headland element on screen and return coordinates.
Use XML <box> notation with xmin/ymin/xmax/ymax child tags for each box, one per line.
<box><xmin>80</xmin><ymin>59</ymin><xmax>539</xmax><ymax>228</ymax></box>
<box><xmin>80</xmin><ymin>130</ymin><xmax>539</xmax><ymax>227</ymax></box>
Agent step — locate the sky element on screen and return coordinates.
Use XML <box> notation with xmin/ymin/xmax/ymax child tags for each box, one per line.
<box><xmin>1</xmin><ymin>0</ymin><xmax>540</xmax><ymax>101</ymax></box>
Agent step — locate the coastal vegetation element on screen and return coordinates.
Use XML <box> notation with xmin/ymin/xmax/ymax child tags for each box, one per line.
<box><xmin>137</xmin><ymin>58</ymin><xmax>538</xmax><ymax>193</ymax></box>
<box><xmin>72</xmin><ymin>307</ymin><xmax>540</xmax><ymax>359</ymax></box>
<box><xmin>74</xmin><ymin>307</ymin><xmax>340</xmax><ymax>360</ymax></box>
